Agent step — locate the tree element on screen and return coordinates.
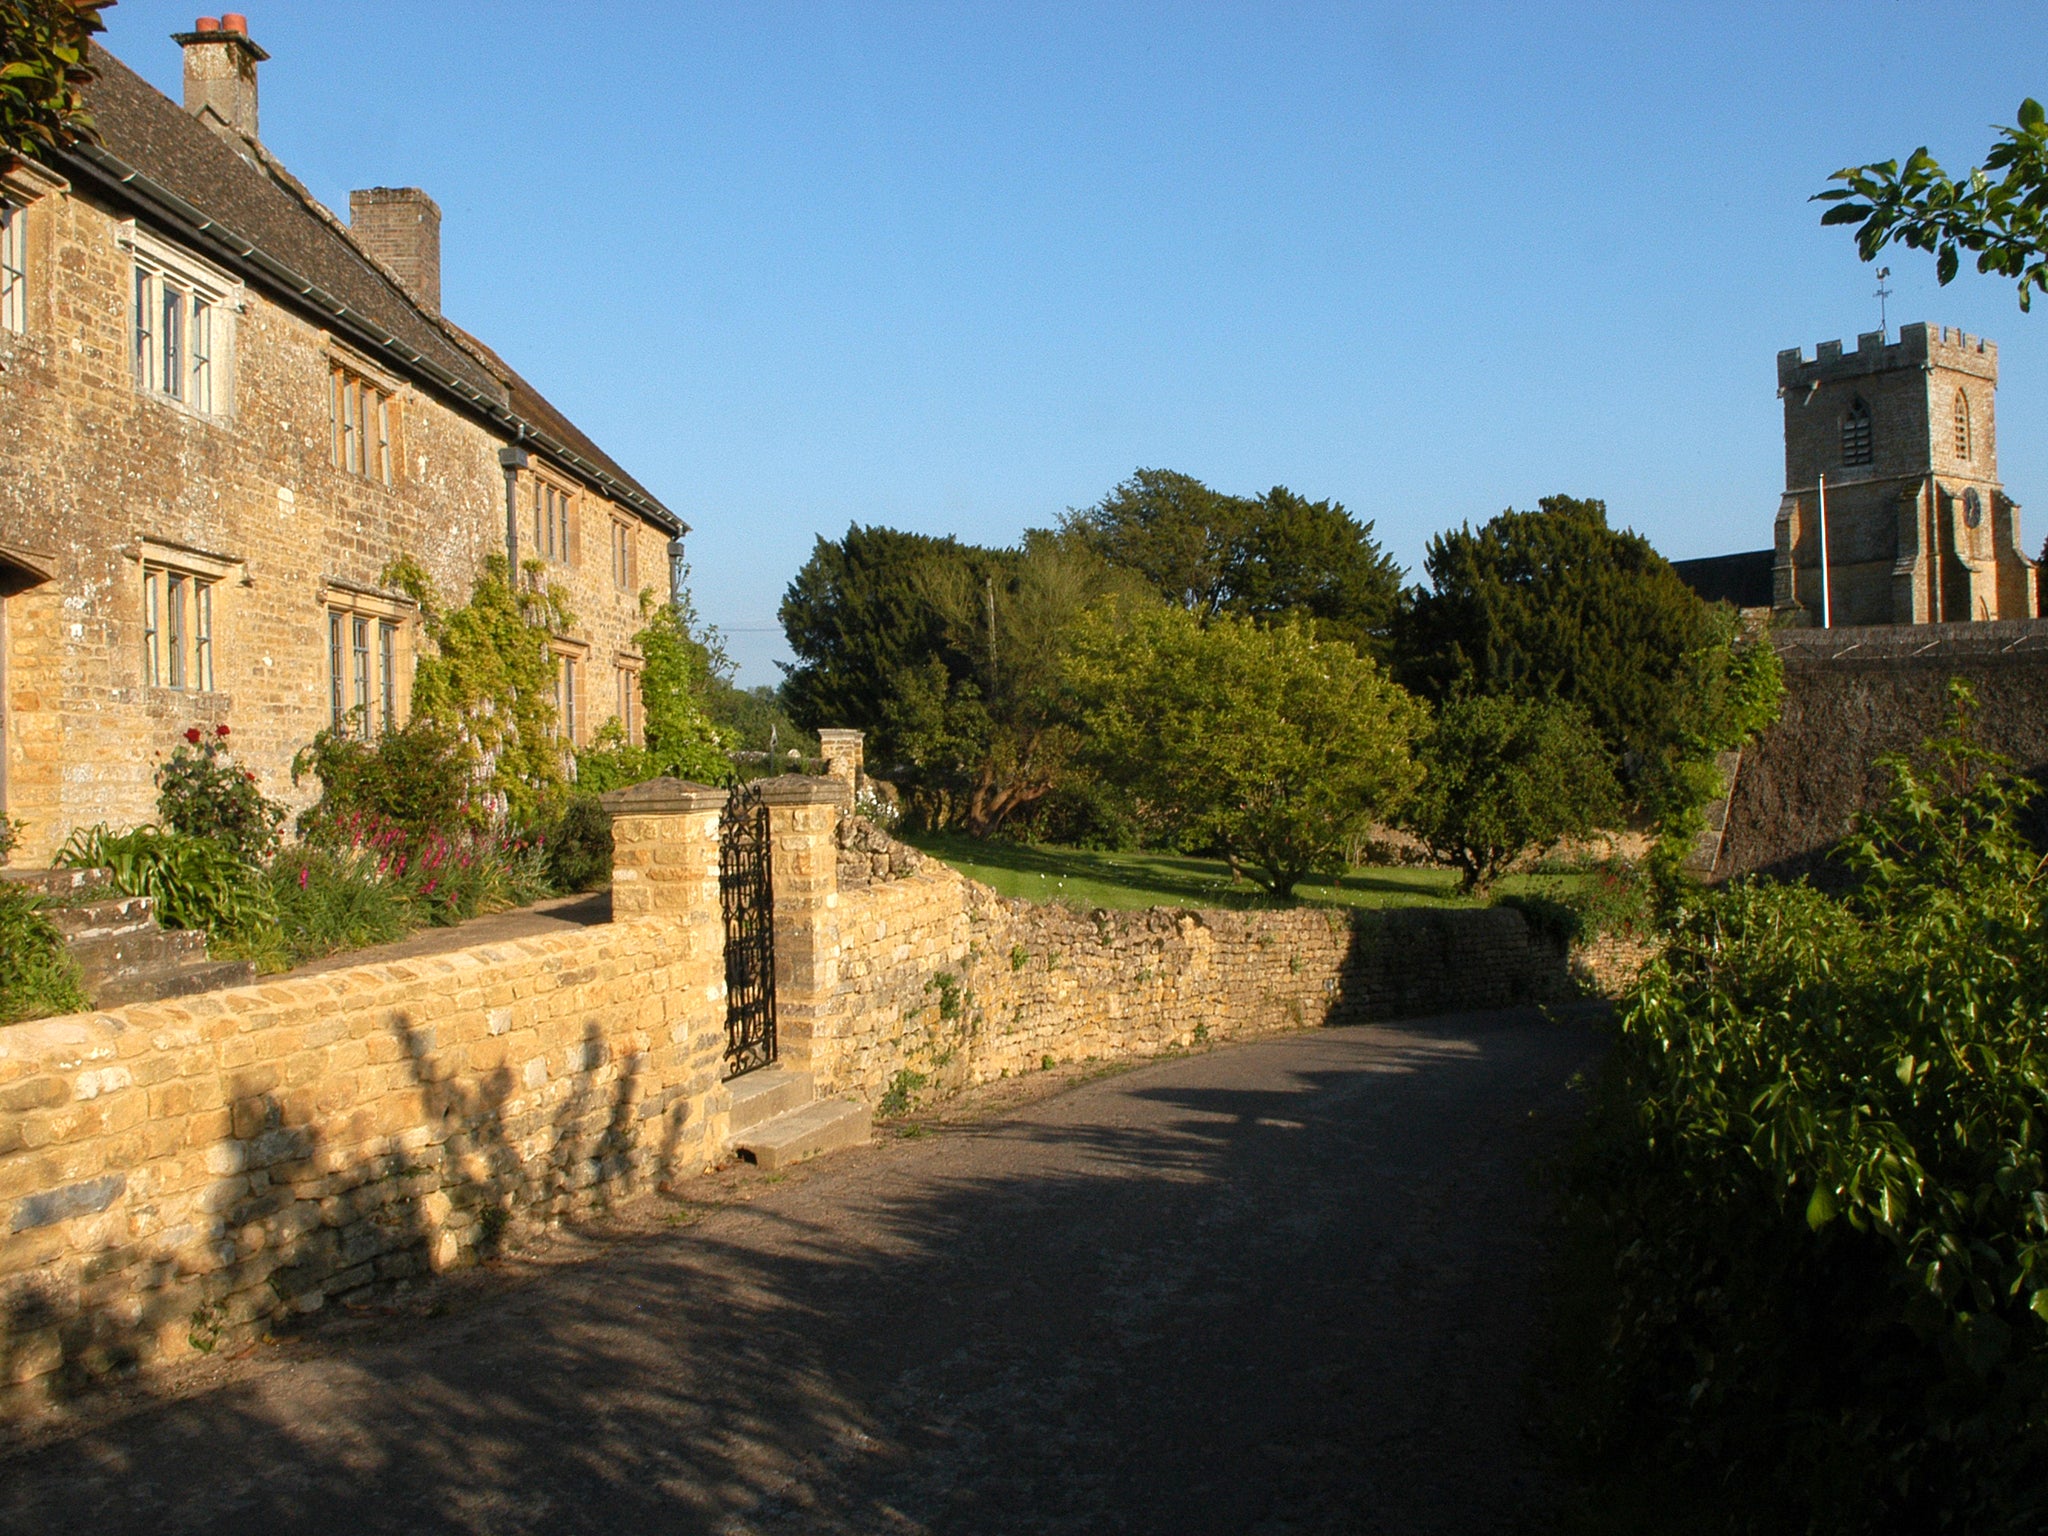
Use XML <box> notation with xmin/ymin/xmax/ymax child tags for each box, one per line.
<box><xmin>631</xmin><ymin>600</ymin><xmax>729</xmax><ymax>783</ymax></box>
<box><xmin>1817</xmin><ymin>98</ymin><xmax>2048</xmax><ymax>310</ymax></box>
<box><xmin>1059</xmin><ymin>468</ymin><xmax>1248</xmax><ymax>619</ymax></box>
<box><xmin>1062</xmin><ymin>602</ymin><xmax>1424</xmax><ymax>898</ymax></box>
<box><xmin>1219</xmin><ymin>486</ymin><xmax>1406</xmax><ymax>658</ymax></box>
<box><xmin>1392</xmin><ymin>495</ymin><xmax>1781</xmax><ymax>881</ymax></box>
<box><xmin>780</xmin><ymin>525</ymin><xmax>1135</xmax><ymax>834</ymax></box>
<box><xmin>1393</xmin><ymin>496</ymin><xmax>1718</xmax><ymax>779</ymax></box>
<box><xmin>1402</xmin><ymin>694</ymin><xmax>1620</xmax><ymax>892</ymax></box>
<box><xmin>0</xmin><ymin>0</ymin><xmax>110</xmax><ymax>163</ymax></box>
<box><xmin>1061</xmin><ymin>470</ymin><xmax>1406</xmax><ymax>653</ymax></box>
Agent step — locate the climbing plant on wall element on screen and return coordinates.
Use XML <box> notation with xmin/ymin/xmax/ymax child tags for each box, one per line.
<box><xmin>383</xmin><ymin>555</ymin><xmax>571</xmax><ymax>821</ymax></box>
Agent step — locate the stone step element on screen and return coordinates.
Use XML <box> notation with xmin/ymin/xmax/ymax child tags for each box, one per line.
<box><xmin>44</xmin><ymin>894</ymin><xmax>159</xmax><ymax>943</ymax></box>
<box><xmin>91</xmin><ymin>958</ymin><xmax>256</xmax><ymax>1011</ymax></box>
<box><xmin>731</xmin><ymin>1098</ymin><xmax>871</xmax><ymax>1171</ymax></box>
<box><xmin>1</xmin><ymin>866</ymin><xmax>111</xmax><ymax>900</ymax></box>
<box><xmin>725</xmin><ymin>1064</ymin><xmax>815</xmax><ymax>1137</ymax></box>
<box><xmin>69</xmin><ymin>928</ymin><xmax>210</xmax><ymax>987</ymax></box>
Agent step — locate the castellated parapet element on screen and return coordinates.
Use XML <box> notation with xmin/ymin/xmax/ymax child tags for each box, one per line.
<box><xmin>1771</xmin><ymin>321</ymin><xmax>2033</xmax><ymax>627</ymax></box>
<box><xmin>1778</xmin><ymin>323</ymin><xmax>1997</xmax><ymax>390</ymax></box>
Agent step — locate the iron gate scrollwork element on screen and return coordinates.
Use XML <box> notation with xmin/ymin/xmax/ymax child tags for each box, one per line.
<box><xmin>720</xmin><ymin>779</ymin><xmax>777</xmax><ymax>1079</ymax></box>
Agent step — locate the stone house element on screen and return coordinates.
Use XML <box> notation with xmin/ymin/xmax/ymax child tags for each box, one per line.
<box><xmin>0</xmin><ymin>16</ymin><xmax>684</xmax><ymax>866</ymax></box>
<box><xmin>1772</xmin><ymin>323</ymin><xmax>2035</xmax><ymax>626</ymax></box>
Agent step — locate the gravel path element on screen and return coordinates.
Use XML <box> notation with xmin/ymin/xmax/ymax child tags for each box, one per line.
<box><xmin>0</xmin><ymin>1008</ymin><xmax>1600</xmax><ymax>1535</ymax></box>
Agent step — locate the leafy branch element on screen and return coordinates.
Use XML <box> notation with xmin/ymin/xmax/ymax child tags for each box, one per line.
<box><xmin>1817</xmin><ymin>98</ymin><xmax>2048</xmax><ymax>310</ymax></box>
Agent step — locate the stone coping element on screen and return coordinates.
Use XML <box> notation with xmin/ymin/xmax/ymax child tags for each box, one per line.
<box><xmin>751</xmin><ymin>773</ymin><xmax>848</xmax><ymax>806</ymax></box>
<box><xmin>0</xmin><ymin>912</ymin><xmax>675</xmax><ymax>1051</ymax></box>
<box><xmin>597</xmin><ymin>778</ymin><xmax>728</xmax><ymax>815</ymax></box>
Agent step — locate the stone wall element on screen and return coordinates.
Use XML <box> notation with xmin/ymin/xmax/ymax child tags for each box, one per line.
<box><xmin>0</xmin><ymin>797</ymin><xmax>729</xmax><ymax>1410</ymax></box>
<box><xmin>1716</xmin><ymin>622</ymin><xmax>2048</xmax><ymax>884</ymax></box>
<box><xmin>0</xmin><ymin>776</ymin><xmax>1578</xmax><ymax>1413</ymax></box>
<box><xmin>817</xmin><ymin>838</ymin><xmax>1572</xmax><ymax>1108</ymax></box>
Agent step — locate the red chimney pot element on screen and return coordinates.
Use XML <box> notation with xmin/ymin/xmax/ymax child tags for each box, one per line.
<box><xmin>193</xmin><ymin>16</ymin><xmax>219</xmax><ymax>30</ymax></box>
<box><xmin>221</xmin><ymin>13</ymin><xmax>248</xmax><ymax>35</ymax></box>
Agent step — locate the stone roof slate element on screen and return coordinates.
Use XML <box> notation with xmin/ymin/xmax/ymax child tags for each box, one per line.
<box><xmin>63</xmin><ymin>42</ymin><xmax>673</xmax><ymax>526</ymax></box>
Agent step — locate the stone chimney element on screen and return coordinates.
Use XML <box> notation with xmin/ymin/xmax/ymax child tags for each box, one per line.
<box><xmin>349</xmin><ymin>188</ymin><xmax>443</xmax><ymax>316</ymax></box>
<box><xmin>173</xmin><ymin>15</ymin><xmax>268</xmax><ymax>147</ymax></box>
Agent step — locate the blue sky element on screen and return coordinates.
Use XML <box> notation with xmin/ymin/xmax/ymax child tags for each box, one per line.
<box><xmin>104</xmin><ymin>2</ymin><xmax>2048</xmax><ymax>684</ymax></box>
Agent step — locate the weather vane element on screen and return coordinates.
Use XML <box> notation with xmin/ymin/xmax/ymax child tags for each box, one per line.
<box><xmin>1875</xmin><ymin>266</ymin><xmax>1892</xmax><ymax>338</ymax></box>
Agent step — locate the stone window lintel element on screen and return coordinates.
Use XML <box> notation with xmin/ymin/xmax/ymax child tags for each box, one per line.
<box><xmin>324</xmin><ymin>339</ymin><xmax>405</xmax><ymax>396</ymax></box>
<box><xmin>319</xmin><ymin>576</ymin><xmax>419</xmax><ymax>622</ymax></box>
<box><xmin>132</xmin><ymin>535</ymin><xmax>244</xmax><ymax>584</ymax></box>
<box><xmin>0</xmin><ymin>159</ymin><xmax>69</xmax><ymax>203</ymax></box>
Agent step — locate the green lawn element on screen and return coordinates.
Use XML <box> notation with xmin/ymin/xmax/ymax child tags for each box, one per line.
<box><xmin>903</xmin><ymin>832</ymin><xmax>1582</xmax><ymax>912</ymax></box>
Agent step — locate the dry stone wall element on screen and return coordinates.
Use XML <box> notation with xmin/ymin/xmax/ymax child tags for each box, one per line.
<box><xmin>818</xmin><ymin>836</ymin><xmax>1571</xmax><ymax>1108</ymax></box>
<box><xmin>0</xmin><ymin>914</ymin><xmax>727</xmax><ymax>1410</ymax></box>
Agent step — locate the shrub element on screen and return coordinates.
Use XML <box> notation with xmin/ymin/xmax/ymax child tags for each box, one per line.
<box><xmin>57</xmin><ymin>824</ymin><xmax>274</xmax><ymax>940</ymax></box>
<box><xmin>292</xmin><ymin>718</ymin><xmax>477</xmax><ymax>836</ymax></box>
<box><xmin>299</xmin><ymin>810</ymin><xmax>552</xmax><ymax>930</ymax></box>
<box><xmin>388</xmin><ymin>555</ymin><xmax>574</xmax><ymax>822</ymax></box>
<box><xmin>1063</xmin><ymin>601</ymin><xmax>1424</xmax><ymax>898</ymax></box>
<box><xmin>1403</xmin><ymin>694</ymin><xmax>1621</xmax><ymax>893</ymax></box>
<box><xmin>542</xmin><ymin>794</ymin><xmax>613</xmax><ymax>893</ymax></box>
<box><xmin>0</xmin><ymin>814</ymin><xmax>21</xmax><ymax>866</ymax></box>
<box><xmin>264</xmin><ymin>845</ymin><xmax>412</xmax><ymax>965</ymax></box>
<box><xmin>1554</xmin><ymin>683</ymin><xmax>2048</xmax><ymax>1532</ymax></box>
<box><xmin>155</xmin><ymin>723</ymin><xmax>287</xmax><ymax>862</ymax></box>
<box><xmin>0</xmin><ymin>883</ymin><xmax>89</xmax><ymax>1024</ymax></box>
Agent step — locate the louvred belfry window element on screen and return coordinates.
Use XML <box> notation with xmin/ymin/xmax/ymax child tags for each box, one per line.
<box><xmin>1842</xmin><ymin>398</ymin><xmax>1873</xmax><ymax>466</ymax></box>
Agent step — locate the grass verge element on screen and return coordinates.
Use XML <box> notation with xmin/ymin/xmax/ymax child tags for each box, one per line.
<box><xmin>903</xmin><ymin>832</ymin><xmax>1585</xmax><ymax>913</ymax></box>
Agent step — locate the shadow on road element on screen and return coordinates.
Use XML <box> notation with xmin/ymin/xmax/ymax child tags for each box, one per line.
<box><xmin>0</xmin><ymin>1010</ymin><xmax>1598</xmax><ymax>1536</ymax></box>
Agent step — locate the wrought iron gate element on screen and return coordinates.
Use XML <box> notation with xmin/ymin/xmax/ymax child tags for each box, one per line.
<box><xmin>719</xmin><ymin>779</ymin><xmax>777</xmax><ymax>1078</ymax></box>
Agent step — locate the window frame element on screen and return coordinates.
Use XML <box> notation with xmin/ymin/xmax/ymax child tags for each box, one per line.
<box><xmin>614</xmin><ymin>658</ymin><xmax>643</xmax><ymax>746</ymax></box>
<box><xmin>533</xmin><ymin>477</ymin><xmax>578</xmax><ymax>566</ymax></box>
<box><xmin>322</xmin><ymin>580</ymin><xmax>418</xmax><ymax>738</ymax></box>
<box><xmin>1954</xmin><ymin>389</ymin><xmax>1972</xmax><ymax>462</ymax></box>
<box><xmin>610</xmin><ymin>518</ymin><xmax>638</xmax><ymax>591</ymax></box>
<box><xmin>330</xmin><ymin>363</ymin><xmax>399</xmax><ymax>487</ymax></box>
<box><xmin>138</xmin><ymin>540</ymin><xmax>234</xmax><ymax>694</ymax></box>
<box><xmin>0</xmin><ymin>198</ymin><xmax>24</xmax><ymax>335</ymax></box>
<box><xmin>120</xmin><ymin>222</ymin><xmax>237</xmax><ymax>416</ymax></box>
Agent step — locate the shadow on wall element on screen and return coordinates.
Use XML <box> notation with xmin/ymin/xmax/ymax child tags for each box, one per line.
<box><xmin>0</xmin><ymin>1011</ymin><xmax>1597</xmax><ymax>1536</ymax></box>
<box><xmin>1718</xmin><ymin>650</ymin><xmax>2048</xmax><ymax>886</ymax></box>
<box><xmin>0</xmin><ymin>1011</ymin><xmax>697</xmax><ymax>1412</ymax></box>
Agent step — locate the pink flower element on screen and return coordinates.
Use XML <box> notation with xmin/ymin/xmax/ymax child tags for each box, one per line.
<box><xmin>298</xmin><ymin>866</ymin><xmax>309</xmax><ymax>889</ymax></box>
<box><xmin>423</xmin><ymin>877</ymin><xmax>437</xmax><ymax>895</ymax></box>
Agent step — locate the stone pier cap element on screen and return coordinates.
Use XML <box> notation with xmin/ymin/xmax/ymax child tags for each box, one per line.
<box><xmin>597</xmin><ymin>778</ymin><xmax>729</xmax><ymax>816</ymax></box>
<box><xmin>751</xmin><ymin>773</ymin><xmax>848</xmax><ymax>807</ymax></box>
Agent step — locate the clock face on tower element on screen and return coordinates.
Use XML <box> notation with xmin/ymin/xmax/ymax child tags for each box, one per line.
<box><xmin>1964</xmin><ymin>487</ymin><xmax>1984</xmax><ymax>529</ymax></box>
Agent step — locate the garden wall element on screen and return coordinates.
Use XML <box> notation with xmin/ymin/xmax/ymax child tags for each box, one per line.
<box><xmin>0</xmin><ymin>773</ymin><xmax>1574</xmax><ymax>1414</ymax></box>
<box><xmin>0</xmin><ymin>911</ymin><xmax>728</xmax><ymax>1411</ymax></box>
<box><xmin>818</xmin><ymin>844</ymin><xmax>1572</xmax><ymax>1107</ymax></box>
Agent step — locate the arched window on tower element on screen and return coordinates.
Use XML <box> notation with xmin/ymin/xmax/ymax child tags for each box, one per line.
<box><xmin>1842</xmin><ymin>397</ymin><xmax>1873</xmax><ymax>466</ymax></box>
<box><xmin>1954</xmin><ymin>389</ymin><xmax>1972</xmax><ymax>460</ymax></box>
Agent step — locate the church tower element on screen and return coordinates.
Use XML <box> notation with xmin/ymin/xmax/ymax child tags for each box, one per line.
<box><xmin>1773</xmin><ymin>322</ymin><xmax>2034</xmax><ymax>625</ymax></box>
